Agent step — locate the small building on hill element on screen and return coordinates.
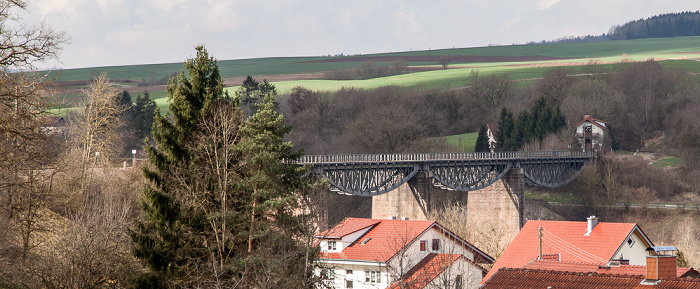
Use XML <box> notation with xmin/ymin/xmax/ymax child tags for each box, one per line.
<box><xmin>574</xmin><ymin>115</ymin><xmax>607</xmax><ymax>151</ymax></box>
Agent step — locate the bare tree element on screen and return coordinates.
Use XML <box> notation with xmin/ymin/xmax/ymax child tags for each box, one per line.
<box><xmin>536</xmin><ymin>68</ymin><xmax>574</xmax><ymax>106</ymax></box>
<box><xmin>466</xmin><ymin>70</ymin><xmax>515</xmax><ymax>106</ymax></box>
<box><xmin>66</xmin><ymin>73</ymin><xmax>126</xmax><ymax>191</ymax></box>
<box><xmin>0</xmin><ymin>0</ymin><xmax>69</xmax><ymax>68</ymax></box>
<box><xmin>438</xmin><ymin>57</ymin><xmax>452</xmax><ymax>70</ymax></box>
<box><xmin>560</xmin><ymin>79</ymin><xmax>626</xmax><ymax>125</ymax></box>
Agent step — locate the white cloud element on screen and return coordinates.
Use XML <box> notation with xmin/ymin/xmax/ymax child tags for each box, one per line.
<box><xmin>538</xmin><ymin>0</ymin><xmax>562</xmax><ymax>10</ymax></box>
<box><xmin>393</xmin><ymin>7</ymin><xmax>423</xmax><ymax>35</ymax></box>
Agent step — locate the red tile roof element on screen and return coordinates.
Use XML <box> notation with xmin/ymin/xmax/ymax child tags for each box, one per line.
<box><xmin>316</xmin><ymin>217</ymin><xmax>381</xmax><ymax>239</ymax></box>
<box><xmin>483</xmin><ymin>268</ymin><xmax>700</xmax><ymax>289</ymax></box>
<box><xmin>387</xmin><ymin>254</ymin><xmax>461</xmax><ymax>289</ymax></box>
<box><xmin>483</xmin><ymin>220</ymin><xmax>651</xmax><ymax>282</ymax></box>
<box><xmin>319</xmin><ymin>218</ymin><xmax>436</xmax><ymax>262</ymax></box>
<box><xmin>524</xmin><ymin>259</ymin><xmax>696</xmax><ymax>278</ymax></box>
<box><xmin>574</xmin><ymin>115</ymin><xmax>608</xmax><ymax>130</ymax></box>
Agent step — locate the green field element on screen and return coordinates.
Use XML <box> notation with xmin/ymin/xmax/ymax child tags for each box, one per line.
<box><xmin>51</xmin><ymin>36</ymin><xmax>700</xmax><ymax>107</ymax></box>
<box><xmin>444</xmin><ymin>132</ymin><xmax>479</xmax><ymax>152</ymax></box>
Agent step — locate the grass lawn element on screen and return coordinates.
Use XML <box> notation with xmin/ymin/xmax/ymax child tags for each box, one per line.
<box><xmin>443</xmin><ymin>132</ymin><xmax>478</xmax><ymax>152</ymax></box>
<box><xmin>651</xmin><ymin>156</ymin><xmax>682</xmax><ymax>168</ymax></box>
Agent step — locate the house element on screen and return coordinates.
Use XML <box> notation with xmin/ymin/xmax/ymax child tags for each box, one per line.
<box><xmin>522</xmin><ymin>259</ymin><xmax>700</xmax><ymax>279</ymax></box>
<box><xmin>484</xmin><ymin>248</ymin><xmax>700</xmax><ymax>288</ymax></box>
<box><xmin>39</xmin><ymin>115</ymin><xmax>66</xmax><ymax>134</ymax></box>
<box><xmin>483</xmin><ymin>267</ymin><xmax>700</xmax><ymax>288</ymax></box>
<box><xmin>316</xmin><ymin>217</ymin><xmax>494</xmax><ymax>289</ymax></box>
<box><xmin>574</xmin><ymin>115</ymin><xmax>607</xmax><ymax>151</ymax></box>
<box><xmin>483</xmin><ymin>216</ymin><xmax>654</xmax><ymax>283</ymax></box>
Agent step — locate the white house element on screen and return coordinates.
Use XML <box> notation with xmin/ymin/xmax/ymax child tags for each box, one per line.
<box><xmin>574</xmin><ymin>115</ymin><xmax>607</xmax><ymax>152</ymax></box>
<box><xmin>316</xmin><ymin>218</ymin><xmax>494</xmax><ymax>289</ymax></box>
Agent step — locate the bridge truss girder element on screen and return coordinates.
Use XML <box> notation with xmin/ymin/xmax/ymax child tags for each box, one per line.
<box><xmin>521</xmin><ymin>159</ymin><xmax>588</xmax><ymax>188</ymax></box>
<box><xmin>303</xmin><ymin>152</ymin><xmax>593</xmax><ymax>196</ymax></box>
<box><xmin>430</xmin><ymin>161</ymin><xmax>512</xmax><ymax>191</ymax></box>
<box><xmin>312</xmin><ymin>163</ymin><xmax>420</xmax><ymax>196</ymax></box>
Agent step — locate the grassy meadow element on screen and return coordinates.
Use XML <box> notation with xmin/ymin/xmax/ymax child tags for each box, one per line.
<box><xmin>50</xmin><ymin>36</ymin><xmax>700</xmax><ymax>113</ymax></box>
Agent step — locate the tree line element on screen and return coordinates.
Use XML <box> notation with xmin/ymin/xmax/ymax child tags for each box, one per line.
<box><xmin>534</xmin><ymin>11</ymin><xmax>700</xmax><ymax>44</ymax></box>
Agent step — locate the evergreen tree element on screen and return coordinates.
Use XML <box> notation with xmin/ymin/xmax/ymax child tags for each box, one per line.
<box><xmin>496</xmin><ymin>108</ymin><xmax>514</xmax><ymax>151</ymax></box>
<box><xmin>131</xmin><ymin>45</ymin><xmax>225</xmax><ymax>283</ymax></box>
<box><xmin>258</xmin><ymin>79</ymin><xmax>277</xmax><ymax>96</ymax></box>
<box><xmin>241</xmin><ymin>75</ymin><xmax>260</xmax><ymax>96</ymax></box>
<box><xmin>235</xmin><ymin>93</ymin><xmax>315</xmax><ymax>286</ymax></box>
<box><xmin>474</xmin><ymin>125</ymin><xmax>490</xmax><ymax>152</ymax></box>
<box><xmin>132</xmin><ymin>91</ymin><xmax>157</xmax><ymax>140</ymax></box>
<box><xmin>131</xmin><ymin>46</ymin><xmax>317</xmax><ymax>287</ymax></box>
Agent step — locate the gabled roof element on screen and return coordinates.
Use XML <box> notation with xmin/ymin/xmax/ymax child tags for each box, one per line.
<box><xmin>39</xmin><ymin>116</ymin><xmax>65</xmax><ymax>127</ymax></box>
<box><xmin>483</xmin><ymin>268</ymin><xmax>700</xmax><ymax>289</ymax></box>
<box><xmin>524</xmin><ymin>259</ymin><xmax>698</xmax><ymax>278</ymax></box>
<box><xmin>319</xmin><ymin>218</ymin><xmax>436</xmax><ymax>262</ymax></box>
<box><xmin>484</xmin><ymin>220</ymin><xmax>652</xmax><ymax>282</ymax></box>
<box><xmin>387</xmin><ymin>254</ymin><xmax>461</xmax><ymax>289</ymax></box>
<box><xmin>318</xmin><ymin>218</ymin><xmax>493</xmax><ymax>264</ymax></box>
<box><xmin>316</xmin><ymin>217</ymin><xmax>381</xmax><ymax>239</ymax></box>
<box><xmin>574</xmin><ymin>115</ymin><xmax>607</xmax><ymax>130</ymax></box>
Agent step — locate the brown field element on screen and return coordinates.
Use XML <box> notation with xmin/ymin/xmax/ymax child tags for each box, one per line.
<box><xmin>301</xmin><ymin>54</ymin><xmax>572</xmax><ymax>64</ymax></box>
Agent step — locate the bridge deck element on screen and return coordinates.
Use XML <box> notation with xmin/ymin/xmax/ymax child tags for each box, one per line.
<box><xmin>298</xmin><ymin>151</ymin><xmax>594</xmax><ymax>165</ymax></box>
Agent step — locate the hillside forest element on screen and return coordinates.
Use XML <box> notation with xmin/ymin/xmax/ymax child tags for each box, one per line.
<box><xmin>543</xmin><ymin>11</ymin><xmax>700</xmax><ymax>43</ymax></box>
<box><xmin>3</xmin><ymin>0</ymin><xmax>700</xmax><ymax>287</ymax></box>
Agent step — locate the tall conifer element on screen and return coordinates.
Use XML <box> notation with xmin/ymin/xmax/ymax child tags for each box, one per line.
<box><xmin>131</xmin><ymin>45</ymin><xmax>225</xmax><ymax>280</ymax></box>
<box><xmin>474</xmin><ymin>125</ymin><xmax>490</xmax><ymax>152</ymax></box>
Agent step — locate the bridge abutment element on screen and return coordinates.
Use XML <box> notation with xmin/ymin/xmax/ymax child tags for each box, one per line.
<box><xmin>371</xmin><ymin>168</ymin><xmax>523</xmax><ymax>243</ymax></box>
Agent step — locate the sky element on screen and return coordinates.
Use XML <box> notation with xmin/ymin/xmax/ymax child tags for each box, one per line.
<box><xmin>22</xmin><ymin>0</ymin><xmax>700</xmax><ymax>69</ymax></box>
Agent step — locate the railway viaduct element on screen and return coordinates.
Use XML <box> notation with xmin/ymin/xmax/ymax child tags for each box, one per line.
<box><xmin>298</xmin><ymin>151</ymin><xmax>594</xmax><ymax>242</ymax></box>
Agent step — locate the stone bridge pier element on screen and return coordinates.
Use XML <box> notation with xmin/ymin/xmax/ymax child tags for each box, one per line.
<box><xmin>372</xmin><ymin>169</ymin><xmax>524</xmax><ymax>243</ymax></box>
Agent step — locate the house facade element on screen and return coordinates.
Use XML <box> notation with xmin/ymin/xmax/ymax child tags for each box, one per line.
<box><xmin>316</xmin><ymin>218</ymin><xmax>493</xmax><ymax>289</ymax></box>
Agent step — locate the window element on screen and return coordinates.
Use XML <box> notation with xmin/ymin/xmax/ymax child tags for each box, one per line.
<box><xmin>328</xmin><ymin>241</ymin><xmax>337</xmax><ymax>251</ymax></box>
<box><xmin>432</xmin><ymin>239</ymin><xmax>440</xmax><ymax>251</ymax></box>
<box><xmin>365</xmin><ymin>270</ymin><xmax>381</xmax><ymax>283</ymax></box>
<box><xmin>346</xmin><ymin>280</ymin><xmax>353</xmax><ymax>288</ymax></box>
<box><xmin>346</xmin><ymin>269</ymin><xmax>353</xmax><ymax>274</ymax></box>
<box><xmin>627</xmin><ymin>238</ymin><xmax>635</xmax><ymax>248</ymax></box>
<box><xmin>455</xmin><ymin>275</ymin><xmax>462</xmax><ymax>289</ymax></box>
<box><xmin>420</xmin><ymin>240</ymin><xmax>426</xmax><ymax>251</ymax></box>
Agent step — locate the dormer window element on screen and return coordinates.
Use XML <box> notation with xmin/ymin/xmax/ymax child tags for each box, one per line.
<box><xmin>328</xmin><ymin>241</ymin><xmax>337</xmax><ymax>251</ymax></box>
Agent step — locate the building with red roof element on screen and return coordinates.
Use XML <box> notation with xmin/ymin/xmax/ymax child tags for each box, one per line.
<box><xmin>523</xmin><ymin>259</ymin><xmax>700</xmax><ymax>279</ymax></box>
<box><xmin>574</xmin><ymin>115</ymin><xmax>608</xmax><ymax>151</ymax></box>
<box><xmin>316</xmin><ymin>217</ymin><xmax>494</xmax><ymax>289</ymax></box>
<box><xmin>483</xmin><ymin>216</ymin><xmax>654</xmax><ymax>283</ymax></box>
<box><xmin>483</xmin><ymin>267</ymin><xmax>700</xmax><ymax>289</ymax></box>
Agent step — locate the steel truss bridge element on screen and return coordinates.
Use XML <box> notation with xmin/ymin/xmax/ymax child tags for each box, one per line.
<box><xmin>297</xmin><ymin>151</ymin><xmax>595</xmax><ymax>196</ymax></box>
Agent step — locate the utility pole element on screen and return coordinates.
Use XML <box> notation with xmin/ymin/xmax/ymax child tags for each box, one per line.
<box><xmin>538</xmin><ymin>226</ymin><xmax>543</xmax><ymax>260</ymax></box>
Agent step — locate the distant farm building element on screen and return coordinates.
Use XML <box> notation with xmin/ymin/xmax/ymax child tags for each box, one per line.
<box><xmin>574</xmin><ymin>115</ymin><xmax>607</xmax><ymax>152</ymax></box>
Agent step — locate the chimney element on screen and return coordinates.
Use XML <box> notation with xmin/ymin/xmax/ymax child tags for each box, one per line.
<box><xmin>585</xmin><ymin>216</ymin><xmax>598</xmax><ymax>236</ymax></box>
<box><xmin>645</xmin><ymin>246</ymin><xmax>678</xmax><ymax>281</ymax></box>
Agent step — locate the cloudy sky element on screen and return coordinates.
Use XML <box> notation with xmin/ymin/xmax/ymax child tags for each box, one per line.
<box><xmin>23</xmin><ymin>0</ymin><xmax>699</xmax><ymax>69</ymax></box>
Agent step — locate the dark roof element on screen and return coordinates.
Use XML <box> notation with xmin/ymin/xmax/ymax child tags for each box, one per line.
<box><xmin>483</xmin><ymin>268</ymin><xmax>700</xmax><ymax>289</ymax></box>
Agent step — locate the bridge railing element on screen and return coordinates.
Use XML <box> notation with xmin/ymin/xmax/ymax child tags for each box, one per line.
<box><xmin>296</xmin><ymin>151</ymin><xmax>594</xmax><ymax>164</ymax></box>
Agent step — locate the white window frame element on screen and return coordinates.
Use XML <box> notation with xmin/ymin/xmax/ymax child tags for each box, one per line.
<box><xmin>365</xmin><ymin>270</ymin><xmax>381</xmax><ymax>283</ymax></box>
